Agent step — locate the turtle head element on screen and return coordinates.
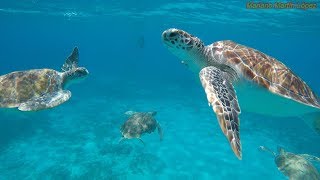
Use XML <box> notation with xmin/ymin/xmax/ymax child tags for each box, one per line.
<box><xmin>61</xmin><ymin>47</ymin><xmax>89</xmax><ymax>88</ymax></box>
<box><xmin>275</xmin><ymin>155</ymin><xmax>287</xmax><ymax>170</ymax></box>
<box><xmin>162</xmin><ymin>28</ymin><xmax>204</xmax><ymax>52</ymax></box>
<box><xmin>162</xmin><ymin>28</ymin><xmax>205</xmax><ymax>72</ymax></box>
<box><xmin>121</xmin><ymin>128</ymin><xmax>139</xmax><ymax>139</ymax></box>
<box><xmin>274</xmin><ymin>147</ymin><xmax>295</xmax><ymax>172</ymax></box>
<box><xmin>71</xmin><ymin>67</ymin><xmax>89</xmax><ymax>78</ymax></box>
<box><xmin>277</xmin><ymin>146</ymin><xmax>285</xmax><ymax>155</ymax></box>
<box><xmin>62</xmin><ymin>67</ymin><xmax>89</xmax><ymax>88</ymax></box>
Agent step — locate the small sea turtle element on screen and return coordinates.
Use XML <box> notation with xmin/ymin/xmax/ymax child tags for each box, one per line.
<box><xmin>259</xmin><ymin>146</ymin><xmax>320</xmax><ymax>180</ymax></box>
<box><xmin>312</xmin><ymin>118</ymin><xmax>320</xmax><ymax>134</ymax></box>
<box><xmin>0</xmin><ymin>47</ymin><xmax>89</xmax><ymax>111</ymax></box>
<box><xmin>303</xmin><ymin>113</ymin><xmax>320</xmax><ymax>135</ymax></box>
<box><xmin>120</xmin><ymin>111</ymin><xmax>163</xmax><ymax>144</ymax></box>
<box><xmin>162</xmin><ymin>28</ymin><xmax>320</xmax><ymax>159</ymax></box>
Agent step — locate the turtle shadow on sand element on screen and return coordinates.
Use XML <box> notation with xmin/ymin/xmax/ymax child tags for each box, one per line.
<box><xmin>129</xmin><ymin>152</ymin><xmax>166</xmax><ymax>175</ymax></box>
<box><xmin>259</xmin><ymin>146</ymin><xmax>320</xmax><ymax>180</ymax></box>
<box><xmin>99</xmin><ymin>143</ymin><xmax>134</xmax><ymax>156</ymax></box>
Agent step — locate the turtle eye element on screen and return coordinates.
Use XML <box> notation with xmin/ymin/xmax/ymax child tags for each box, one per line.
<box><xmin>184</xmin><ymin>38</ymin><xmax>192</xmax><ymax>44</ymax></box>
<box><xmin>187</xmin><ymin>40</ymin><xmax>193</xmax><ymax>45</ymax></box>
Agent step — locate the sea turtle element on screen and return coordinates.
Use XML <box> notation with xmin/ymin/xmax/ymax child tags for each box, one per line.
<box><xmin>304</xmin><ymin>113</ymin><xmax>320</xmax><ymax>135</ymax></box>
<box><xmin>120</xmin><ymin>111</ymin><xmax>163</xmax><ymax>144</ymax></box>
<box><xmin>259</xmin><ymin>146</ymin><xmax>320</xmax><ymax>180</ymax></box>
<box><xmin>0</xmin><ymin>47</ymin><xmax>89</xmax><ymax>111</ymax></box>
<box><xmin>162</xmin><ymin>28</ymin><xmax>320</xmax><ymax>160</ymax></box>
<box><xmin>314</xmin><ymin>118</ymin><xmax>320</xmax><ymax>134</ymax></box>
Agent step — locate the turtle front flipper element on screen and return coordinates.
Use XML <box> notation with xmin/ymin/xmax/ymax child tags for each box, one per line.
<box><xmin>138</xmin><ymin>138</ymin><xmax>145</xmax><ymax>146</ymax></box>
<box><xmin>199</xmin><ymin>66</ymin><xmax>242</xmax><ymax>160</ymax></box>
<box><xmin>222</xmin><ymin>41</ymin><xmax>320</xmax><ymax>109</ymax></box>
<box><xmin>18</xmin><ymin>90</ymin><xmax>71</xmax><ymax>111</ymax></box>
<box><xmin>61</xmin><ymin>47</ymin><xmax>79</xmax><ymax>72</ymax></box>
<box><xmin>157</xmin><ymin>122</ymin><xmax>163</xmax><ymax>141</ymax></box>
<box><xmin>125</xmin><ymin>111</ymin><xmax>137</xmax><ymax>116</ymax></box>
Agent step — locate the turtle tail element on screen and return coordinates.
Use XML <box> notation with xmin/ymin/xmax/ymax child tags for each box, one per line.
<box><xmin>157</xmin><ymin>122</ymin><xmax>163</xmax><ymax>141</ymax></box>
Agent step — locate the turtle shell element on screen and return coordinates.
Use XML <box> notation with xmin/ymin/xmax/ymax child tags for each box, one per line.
<box><xmin>275</xmin><ymin>152</ymin><xmax>320</xmax><ymax>179</ymax></box>
<box><xmin>0</xmin><ymin>69</ymin><xmax>62</xmax><ymax>107</ymax></box>
<box><xmin>121</xmin><ymin>112</ymin><xmax>158</xmax><ymax>138</ymax></box>
<box><xmin>211</xmin><ymin>40</ymin><xmax>320</xmax><ymax>109</ymax></box>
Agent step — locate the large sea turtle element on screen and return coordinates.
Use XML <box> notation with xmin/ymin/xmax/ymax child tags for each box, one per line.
<box><xmin>259</xmin><ymin>146</ymin><xmax>320</xmax><ymax>179</ymax></box>
<box><xmin>162</xmin><ymin>28</ymin><xmax>320</xmax><ymax>160</ymax></box>
<box><xmin>120</xmin><ymin>111</ymin><xmax>163</xmax><ymax>144</ymax></box>
<box><xmin>0</xmin><ymin>47</ymin><xmax>89</xmax><ymax>111</ymax></box>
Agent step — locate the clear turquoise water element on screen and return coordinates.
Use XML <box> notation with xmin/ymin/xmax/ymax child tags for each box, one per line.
<box><xmin>0</xmin><ymin>1</ymin><xmax>320</xmax><ymax>179</ymax></box>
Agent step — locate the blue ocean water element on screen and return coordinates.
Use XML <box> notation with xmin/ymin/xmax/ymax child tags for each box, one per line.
<box><xmin>0</xmin><ymin>0</ymin><xmax>320</xmax><ymax>179</ymax></box>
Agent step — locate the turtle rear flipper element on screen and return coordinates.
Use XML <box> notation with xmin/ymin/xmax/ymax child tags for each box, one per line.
<box><xmin>157</xmin><ymin>122</ymin><xmax>163</xmax><ymax>141</ymax></box>
<box><xmin>125</xmin><ymin>111</ymin><xmax>137</xmax><ymax>116</ymax></box>
<box><xmin>138</xmin><ymin>138</ymin><xmax>145</xmax><ymax>146</ymax></box>
<box><xmin>62</xmin><ymin>47</ymin><xmax>79</xmax><ymax>72</ymax></box>
<box><xmin>119</xmin><ymin>137</ymin><xmax>125</xmax><ymax>144</ymax></box>
<box><xmin>150</xmin><ymin>111</ymin><xmax>157</xmax><ymax>116</ymax></box>
<box><xmin>18</xmin><ymin>90</ymin><xmax>71</xmax><ymax>111</ymax></box>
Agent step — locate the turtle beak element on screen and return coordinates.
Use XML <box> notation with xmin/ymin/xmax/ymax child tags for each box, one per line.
<box><xmin>162</xmin><ymin>31</ymin><xmax>172</xmax><ymax>47</ymax></box>
<box><xmin>162</xmin><ymin>29</ymin><xmax>179</xmax><ymax>48</ymax></box>
<box><xmin>162</xmin><ymin>31</ymin><xmax>168</xmax><ymax>41</ymax></box>
<box><xmin>81</xmin><ymin>67</ymin><xmax>89</xmax><ymax>75</ymax></box>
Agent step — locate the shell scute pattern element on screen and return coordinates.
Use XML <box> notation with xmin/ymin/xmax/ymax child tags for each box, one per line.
<box><xmin>0</xmin><ymin>69</ymin><xmax>61</xmax><ymax>107</ymax></box>
<box><xmin>217</xmin><ymin>40</ymin><xmax>320</xmax><ymax>108</ymax></box>
<box><xmin>122</xmin><ymin>113</ymin><xmax>158</xmax><ymax>136</ymax></box>
<box><xmin>120</xmin><ymin>112</ymin><xmax>163</xmax><ymax>142</ymax></box>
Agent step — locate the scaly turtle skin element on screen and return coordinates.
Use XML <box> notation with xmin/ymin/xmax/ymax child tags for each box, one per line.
<box><xmin>162</xmin><ymin>28</ymin><xmax>320</xmax><ymax>160</ymax></box>
<box><xmin>120</xmin><ymin>111</ymin><xmax>163</xmax><ymax>144</ymax></box>
<box><xmin>0</xmin><ymin>47</ymin><xmax>89</xmax><ymax>111</ymax></box>
<box><xmin>260</xmin><ymin>146</ymin><xmax>320</xmax><ymax>180</ymax></box>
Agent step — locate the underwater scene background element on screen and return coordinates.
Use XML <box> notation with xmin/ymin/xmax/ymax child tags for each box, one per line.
<box><xmin>0</xmin><ymin>0</ymin><xmax>320</xmax><ymax>179</ymax></box>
